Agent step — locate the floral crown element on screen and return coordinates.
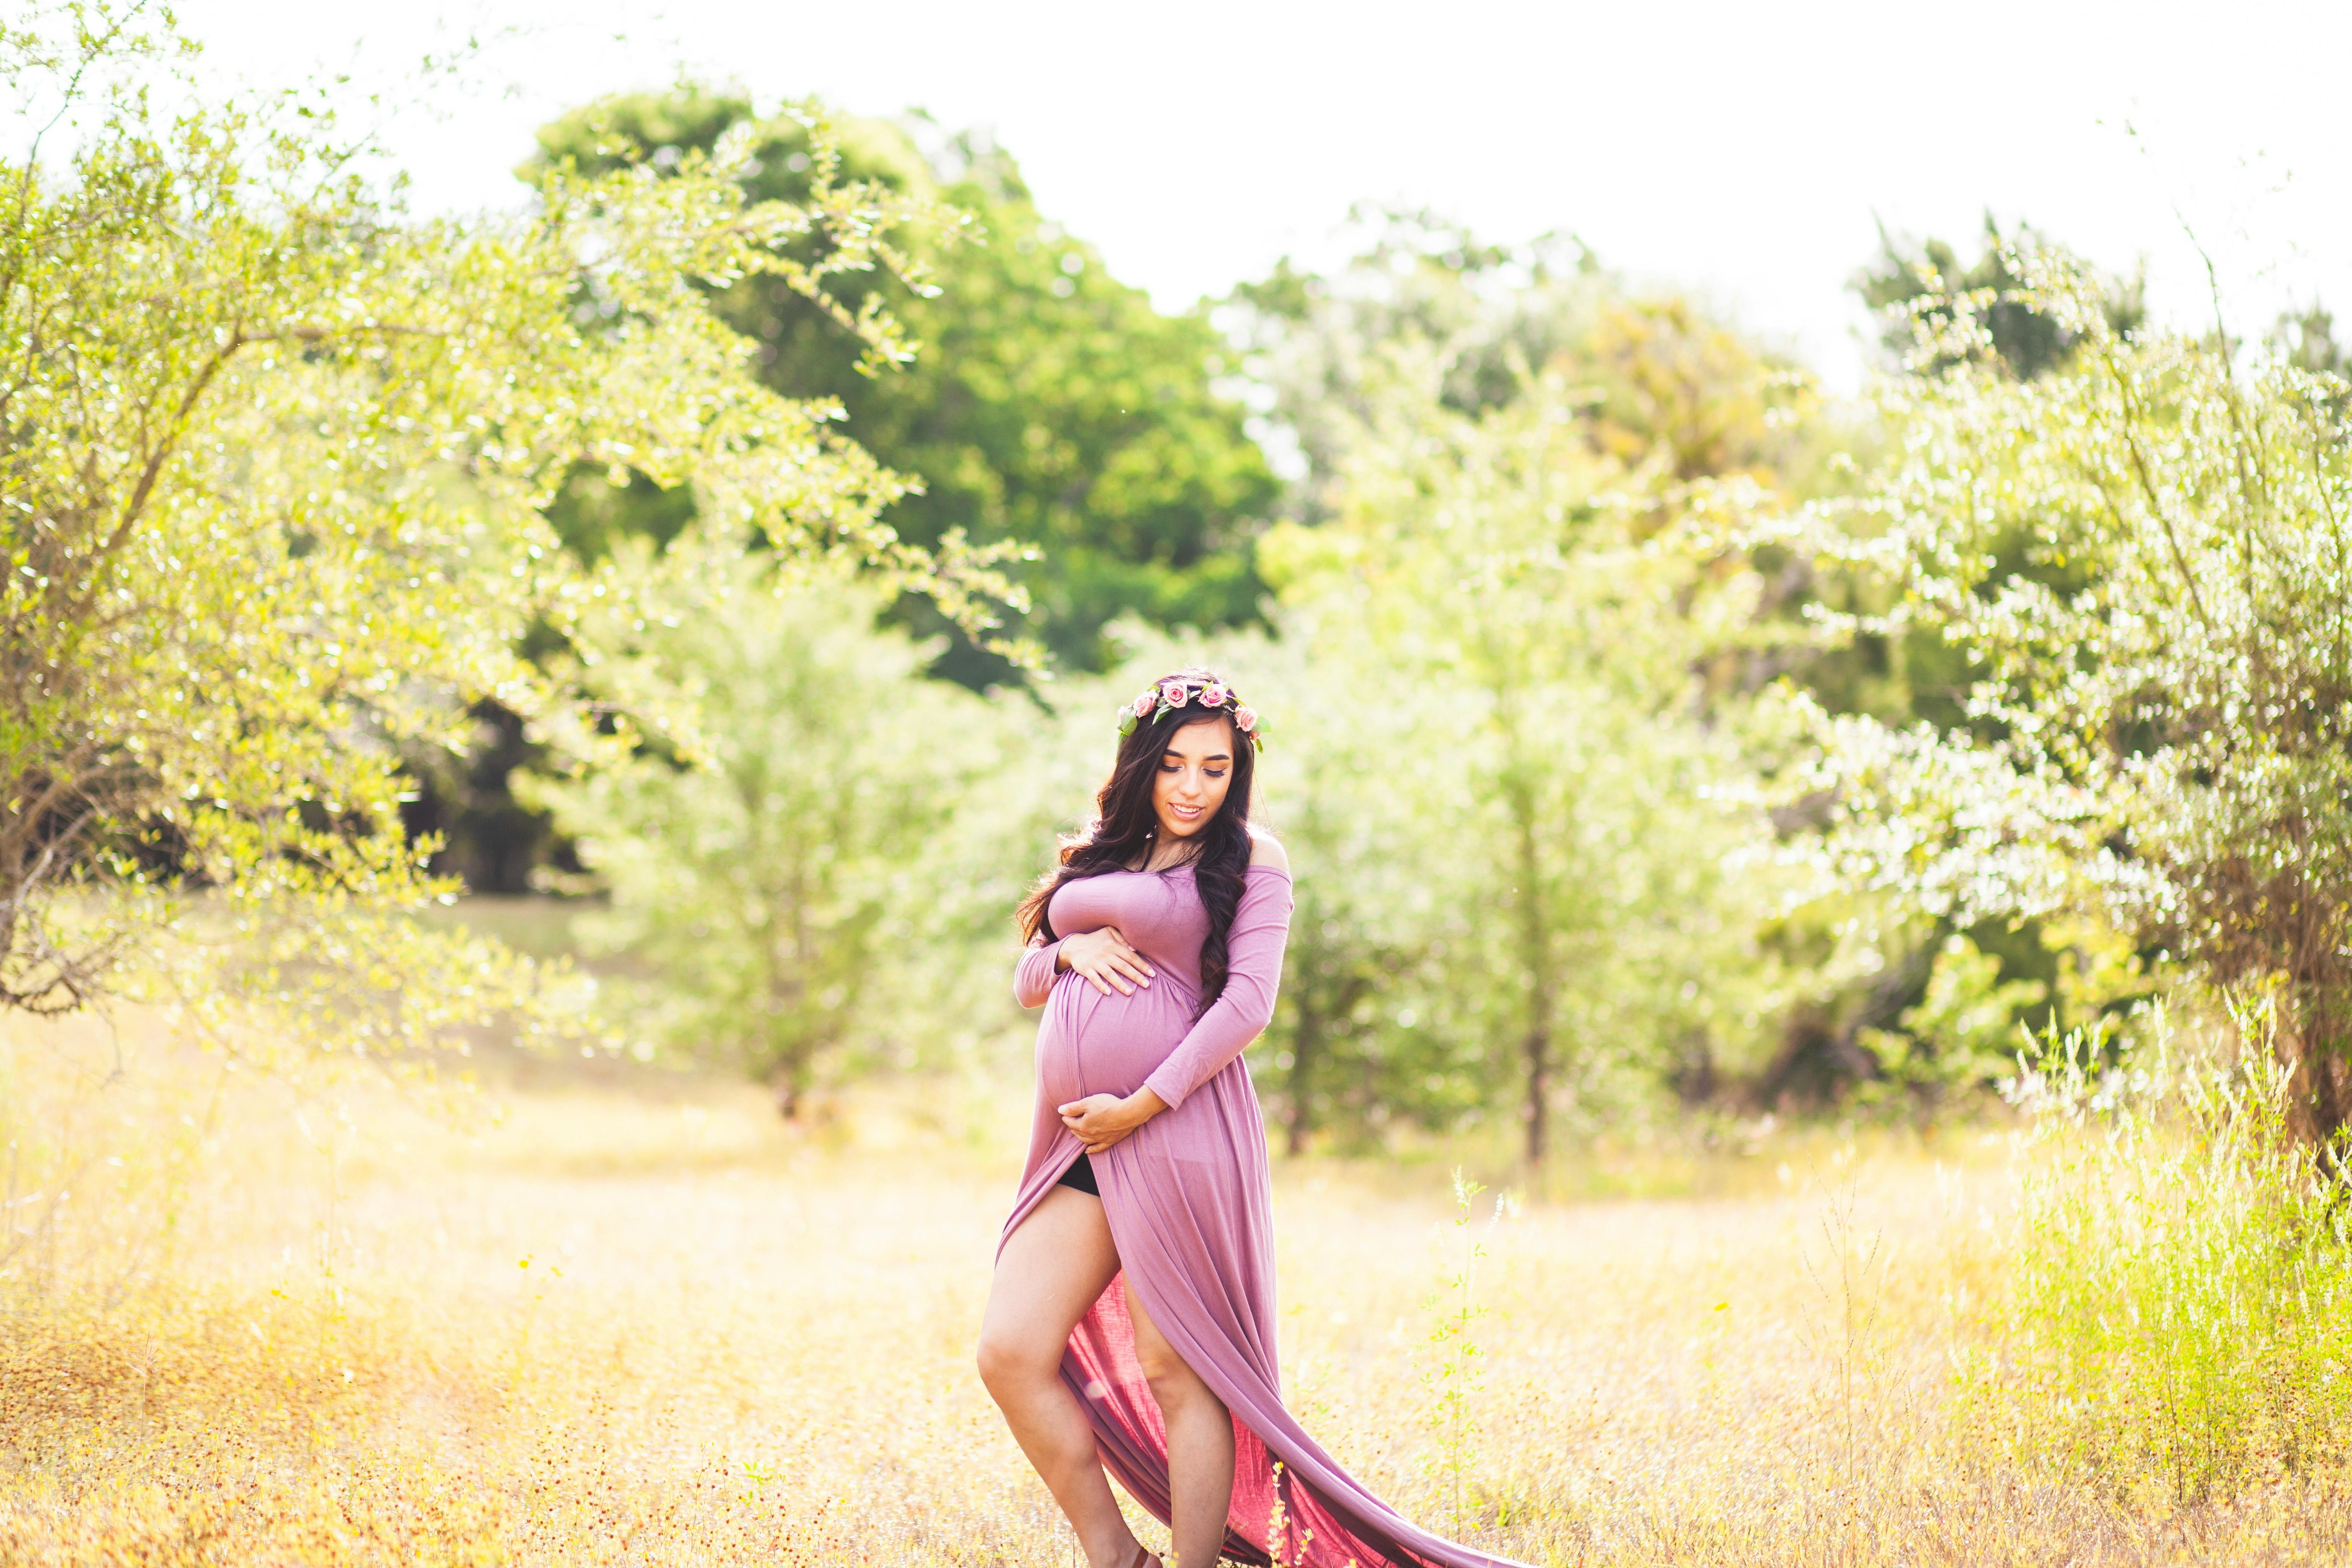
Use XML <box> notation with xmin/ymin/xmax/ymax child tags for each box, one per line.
<box><xmin>1116</xmin><ymin>675</ymin><xmax>1268</xmax><ymax>749</ymax></box>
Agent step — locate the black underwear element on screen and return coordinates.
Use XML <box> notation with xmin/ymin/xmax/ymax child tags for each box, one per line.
<box><xmin>1056</xmin><ymin>1153</ymin><xmax>1099</xmax><ymax>1196</ymax></box>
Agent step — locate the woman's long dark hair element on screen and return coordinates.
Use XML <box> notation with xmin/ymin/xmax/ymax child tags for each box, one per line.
<box><xmin>1018</xmin><ymin>668</ymin><xmax>1258</xmax><ymax>1014</ymax></box>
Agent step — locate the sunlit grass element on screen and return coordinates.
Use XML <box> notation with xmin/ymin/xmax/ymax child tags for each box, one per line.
<box><xmin>4</xmin><ymin>1014</ymin><xmax>2348</xmax><ymax>1566</ymax></box>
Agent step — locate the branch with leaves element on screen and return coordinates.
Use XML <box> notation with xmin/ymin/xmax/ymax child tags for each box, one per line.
<box><xmin>0</xmin><ymin>4</ymin><xmax>1022</xmax><ymax>1056</ymax></box>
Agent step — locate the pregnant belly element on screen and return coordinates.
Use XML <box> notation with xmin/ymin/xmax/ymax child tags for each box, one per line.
<box><xmin>1035</xmin><ymin>973</ymin><xmax>1198</xmax><ymax>1105</ymax></box>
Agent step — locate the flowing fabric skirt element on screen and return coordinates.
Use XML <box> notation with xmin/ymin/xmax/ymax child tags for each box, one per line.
<box><xmin>1000</xmin><ymin>994</ymin><xmax>1527</xmax><ymax>1568</ymax></box>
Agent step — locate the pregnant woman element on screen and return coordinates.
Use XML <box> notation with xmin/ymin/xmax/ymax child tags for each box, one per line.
<box><xmin>977</xmin><ymin>669</ymin><xmax>1522</xmax><ymax>1568</ymax></box>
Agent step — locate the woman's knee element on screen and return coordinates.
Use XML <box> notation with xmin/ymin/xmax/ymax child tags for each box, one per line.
<box><xmin>1139</xmin><ymin>1349</ymin><xmax>1220</xmax><ymax>1416</ymax></box>
<box><xmin>975</xmin><ymin>1326</ymin><xmax>1051</xmax><ymax>1394</ymax></box>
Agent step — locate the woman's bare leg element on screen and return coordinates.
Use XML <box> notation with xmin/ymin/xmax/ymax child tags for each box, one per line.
<box><xmin>978</xmin><ymin>1186</ymin><xmax>1147</xmax><ymax>1568</ymax></box>
<box><xmin>1125</xmin><ymin>1277</ymin><xmax>1235</xmax><ymax>1568</ymax></box>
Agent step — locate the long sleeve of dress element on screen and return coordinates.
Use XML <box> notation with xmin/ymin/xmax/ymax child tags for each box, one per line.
<box><xmin>1014</xmin><ymin>938</ymin><xmax>1064</xmax><ymax>1009</ymax></box>
<box><xmin>1142</xmin><ymin>868</ymin><xmax>1292</xmax><ymax>1112</ymax></box>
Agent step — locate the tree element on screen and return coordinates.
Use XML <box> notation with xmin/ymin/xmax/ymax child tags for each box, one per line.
<box><xmin>1222</xmin><ymin>213</ymin><xmax>1599</xmax><ymax>526</ymax></box>
<box><xmin>1224</xmin><ymin>212</ymin><xmax>1828</xmax><ymax>524</ymax></box>
<box><xmin>1813</xmin><ymin>243</ymin><xmax>2352</xmax><ymax>1154</ymax></box>
<box><xmin>1254</xmin><ymin>653</ymin><xmax>1452</xmax><ymax>1155</ymax></box>
<box><xmin>1715</xmin><ymin>219</ymin><xmax>2157</xmax><ymax>1103</ymax></box>
<box><xmin>2272</xmin><ymin>305</ymin><xmax>2351</xmax><ymax>389</ymax></box>
<box><xmin>525</xmin><ymin>549</ymin><xmax>998</xmax><ymax>1114</ymax></box>
<box><xmin>528</xmin><ymin>88</ymin><xmax>1279</xmax><ymax>686</ymax></box>
<box><xmin>0</xmin><ymin>8</ymin><xmax>1004</xmax><ymax>1052</ymax></box>
<box><xmin>1259</xmin><ymin>346</ymin><xmax>1791</xmax><ymax>1163</ymax></box>
<box><xmin>1854</xmin><ymin>215</ymin><xmax>2144</xmax><ymax>380</ymax></box>
<box><xmin>1226</xmin><ymin>229</ymin><xmax>1833</xmax><ymax>1145</ymax></box>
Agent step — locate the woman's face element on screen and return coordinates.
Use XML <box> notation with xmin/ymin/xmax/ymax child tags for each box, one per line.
<box><xmin>1153</xmin><ymin>716</ymin><xmax>1236</xmax><ymax>841</ymax></box>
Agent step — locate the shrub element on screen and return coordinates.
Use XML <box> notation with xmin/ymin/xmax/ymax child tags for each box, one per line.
<box><xmin>1960</xmin><ymin>1010</ymin><xmax>2352</xmax><ymax>1498</ymax></box>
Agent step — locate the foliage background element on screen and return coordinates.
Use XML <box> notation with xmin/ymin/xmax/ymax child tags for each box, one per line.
<box><xmin>18</xmin><ymin>3</ymin><xmax>2347</xmax><ymax>1164</ymax></box>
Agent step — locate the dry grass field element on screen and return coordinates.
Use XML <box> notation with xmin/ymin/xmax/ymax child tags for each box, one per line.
<box><xmin>4</xmin><ymin>1013</ymin><xmax>2349</xmax><ymax>1567</ymax></box>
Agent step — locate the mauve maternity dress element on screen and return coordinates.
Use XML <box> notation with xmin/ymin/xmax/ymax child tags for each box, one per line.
<box><xmin>1000</xmin><ymin>862</ymin><xmax>1525</xmax><ymax>1568</ymax></box>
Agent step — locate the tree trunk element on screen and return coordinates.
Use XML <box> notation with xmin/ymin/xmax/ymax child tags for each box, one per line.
<box><xmin>2277</xmin><ymin>985</ymin><xmax>2352</xmax><ymax>1167</ymax></box>
<box><xmin>1287</xmin><ymin>995</ymin><xmax>1322</xmax><ymax>1158</ymax></box>
<box><xmin>1513</xmin><ymin>787</ymin><xmax>1554</xmax><ymax>1166</ymax></box>
<box><xmin>1524</xmin><ymin>1013</ymin><xmax>1552</xmax><ymax>1166</ymax></box>
<box><xmin>756</xmin><ymin>818</ymin><xmax>812</xmax><ymax>1123</ymax></box>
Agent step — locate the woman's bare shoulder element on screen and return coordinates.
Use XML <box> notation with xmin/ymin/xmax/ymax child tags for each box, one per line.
<box><xmin>1247</xmin><ymin>829</ymin><xmax>1290</xmax><ymax>873</ymax></box>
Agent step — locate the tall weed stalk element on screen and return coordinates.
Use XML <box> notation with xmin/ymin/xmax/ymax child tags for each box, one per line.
<box><xmin>1798</xmin><ymin>1162</ymin><xmax>1887</xmax><ymax>1515</ymax></box>
<box><xmin>1420</xmin><ymin>1168</ymin><xmax>1513</xmax><ymax>1538</ymax></box>
<box><xmin>1960</xmin><ymin>1007</ymin><xmax>2352</xmax><ymax>1498</ymax></box>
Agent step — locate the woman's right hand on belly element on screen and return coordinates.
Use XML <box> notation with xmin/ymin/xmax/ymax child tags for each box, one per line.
<box><xmin>1057</xmin><ymin>926</ymin><xmax>1156</xmax><ymax>997</ymax></box>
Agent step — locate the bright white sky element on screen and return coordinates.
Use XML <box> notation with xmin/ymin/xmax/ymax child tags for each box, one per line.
<box><xmin>171</xmin><ymin>0</ymin><xmax>2352</xmax><ymax>390</ymax></box>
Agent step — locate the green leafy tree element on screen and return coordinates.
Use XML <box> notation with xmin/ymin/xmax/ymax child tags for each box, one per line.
<box><xmin>1856</xmin><ymin>934</ymin><xmax>2049</xmax><ymax>1109</ymax></box>
<box><xmin>1723</xmin><ymin>220</ymin><xmax>2153</xmax><ymax>1101</ymax></box>
<box><xmin>1253</xmin><ymin>648</ymin><xmax>1459</xmax><ymax>1155</ymax></box>
<box><xmin>0</xmin><ymin>8</ymin><xmax>1002</xmax><ymax>1052</ymax></box>
<box><xmin>1230</xmin><ymin>231</ymin><xmax>1839</xmax><ymax>1141</ymax></box>
<box><xmin>2272</xmin><ymin>304</ymin><xmax>2350</xmax><ymax>378</ymax></box>
<box><xmin>528</xmin><ymin>88</ymin><xmax>1279</xmax><ymax>686</ymax></box>
<box><xmin>1261</xmin><ymin>348</ymin><xmax>1793</xmax><ymax>1163</ymax></box>
<box><xmin>1814</xmin><ymin>243</ymin><xmax>2352</xmax><ymax>1152</ymax></box>
<box><xmin>1854</xmin><ymin>215</ymin><xmax>2144</xmax><ymax>380</ymax></box>
<box><xmin>1223</xmin><ymin>213</ymin><xmax>1822</xmax><ymax>526</ymax></box>
<box><xmin>525</xmin><ymin>549</ymin><xmax>998</xmax><ymax>1113</ymax></box>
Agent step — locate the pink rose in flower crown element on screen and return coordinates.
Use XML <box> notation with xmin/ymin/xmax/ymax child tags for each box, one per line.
<box><xmin>1199</xmin><ymin>682</ymin><xmax>1230</xmax><ymax>709</ymax></box>
<box><xmin>1158</xmin><ymin>680</ymin><xmax>1190</xmax><ymax>709</ymax></box>
<box><xmin>1132</xmin><ymin>690</ymin><xmax>1157</xmax><ymax>719</ymax></box>
<box><xmin>1232</xmin><ymin>703</ymin><xmax>1257</xmax><ymax>734</ymax></box>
